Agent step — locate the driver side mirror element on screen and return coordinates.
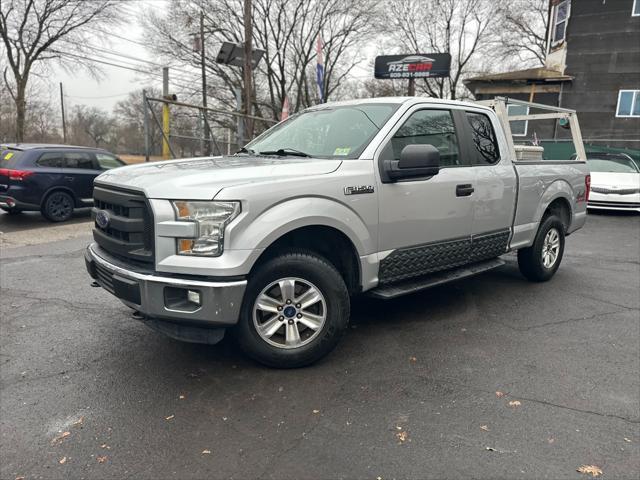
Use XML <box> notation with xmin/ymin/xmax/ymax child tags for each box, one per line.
<box><xmin>384</xmin><ymin>144</ymin><xmax>440</xmax><ymax>181</ymax></box>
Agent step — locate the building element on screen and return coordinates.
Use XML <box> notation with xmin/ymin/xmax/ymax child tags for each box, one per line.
<box><xmin>465</xmin><ymin>0</ymin><xmax>640</xmax><ymax>156</ymax></box>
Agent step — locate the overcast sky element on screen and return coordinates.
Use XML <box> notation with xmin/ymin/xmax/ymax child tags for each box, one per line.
<box><xmin>53</xmin><ymin>0</ymin><xmax>170</xmax><ymax>112</ymax></box>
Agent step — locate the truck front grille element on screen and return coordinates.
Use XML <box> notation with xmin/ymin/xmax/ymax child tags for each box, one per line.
<box><xmin>92</xmin><ymin>185</ymin><xmax>154</xmax><ymax>265</ymax></box>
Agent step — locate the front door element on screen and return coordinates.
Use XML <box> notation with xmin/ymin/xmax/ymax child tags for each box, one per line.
<box><xmin>376</xmin><ymin>106</ymin><xmax>476</xmax><ymax>284</ymax></box>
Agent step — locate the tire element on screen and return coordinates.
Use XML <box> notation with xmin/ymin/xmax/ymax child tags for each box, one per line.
<box><xmin>235</xmin><ymin>250</ymin><xmax>350</xmax><ymax>368</ymax></box>
<box><xmin>517</xmin><ymin>214</ymin><xmax>565</xmax><ymax>282</ymax></box>
<box><xmin>0</xmin><ymin>207</ymin><xmax>22</xmax><ymax>215</ymax></box>
<box><xmin>41</xmin><ymin>190</ymin><xmax>74</xmax><ymax>222</ymax></box>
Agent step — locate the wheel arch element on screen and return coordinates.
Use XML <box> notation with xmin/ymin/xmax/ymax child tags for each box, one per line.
<box><xmin>41</xmin><ymin>185</ymin><xmax>79</xmax><ymax>207</ymax></box>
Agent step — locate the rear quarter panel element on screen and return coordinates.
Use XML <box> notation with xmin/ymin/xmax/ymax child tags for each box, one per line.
<box><xmin>511</xmin><ymin>161</ymin><xmax>589</xmax><ymax>249</ymax></box>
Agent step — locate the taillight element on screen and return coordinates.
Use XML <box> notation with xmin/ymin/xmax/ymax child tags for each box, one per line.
<box><xmin>0</xmin><ymin>168</ymin><xmax>33</xmax><ymax>181</ymax></box>
<box><xmin>585</xmin><ymin>174</ymin><xmax>591</xmax><ymax>202</ymax></box>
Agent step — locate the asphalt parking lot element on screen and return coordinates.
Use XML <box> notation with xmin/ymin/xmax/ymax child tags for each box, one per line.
<box><xmin>1</xmin><ymin>211</ymin><xmax>639</xmax><ymax>480</ymax></box>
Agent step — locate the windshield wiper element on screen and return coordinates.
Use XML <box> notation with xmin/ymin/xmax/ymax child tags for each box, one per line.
<box><xmin>235</xmin><ymin>147</ymin><xmax>257</xmax><ymax>156</ymax></box>
<box><xmin>259</xmin><ymin>147</ymin><xmax>311</xmax><ymax>158</ymax></box>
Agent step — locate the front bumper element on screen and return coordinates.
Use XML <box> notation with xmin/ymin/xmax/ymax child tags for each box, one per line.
<box><xmin>85</xmin><ymin>243</ymin><xmax>247</xmax><ymax>326</ymax></box>
<box><xmin>588</xmin><ymin>192</ymin><xmax>640</xmax><ymax>212</ymax></box>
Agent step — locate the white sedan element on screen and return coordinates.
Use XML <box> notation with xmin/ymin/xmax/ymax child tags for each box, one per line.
<box><xmin>587</xmin><ymin>154</ymin><xmax>640</xmax><ymax>212</ymax></box>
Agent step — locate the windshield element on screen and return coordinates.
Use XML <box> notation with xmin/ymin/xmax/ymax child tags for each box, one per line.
<box><xmin>587</xmin><ymin>157</ymin><xmax>640</xmax><ymax>173</ymax></box>
<box><xmin>244</xmin><ymin>103</ymin><xmax>399</xmax><ymax>159</ymax></box>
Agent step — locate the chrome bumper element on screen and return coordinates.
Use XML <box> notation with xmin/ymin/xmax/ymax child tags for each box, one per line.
<box><xmin>85</xmin><ymin>243</ymin><xmax>247</xmax><ymax>326</ymax></box>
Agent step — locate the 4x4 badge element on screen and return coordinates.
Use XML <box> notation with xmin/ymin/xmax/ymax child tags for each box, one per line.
<box><xmin>344</xmin><ymin>185</ymin><xmax>374</xmax><ymax>195</ymax></box>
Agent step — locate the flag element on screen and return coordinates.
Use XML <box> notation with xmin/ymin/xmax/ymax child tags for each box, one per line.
<box><xmin>280</xmin><ymin>95</ymin><xmax>289</xmax><ymax>121</ymax></box>
<box><xmin>316</xmin><ymin>35</ymin><xmax>324</xmax><ymax>103</ymax></box>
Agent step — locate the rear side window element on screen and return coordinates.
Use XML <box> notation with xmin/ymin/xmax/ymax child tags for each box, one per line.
<box><xmin>64</xmin><ymin>152</ymin><xmax>95</xmax><ymax>169</ymax></box>
<box><xmin>465</xmin><ymin>112</ymin><xmax>500</xmax><ymax>165</ymax></box>
<box><xmin>37</xmin><ymin>152</ymin><xmax>64</xmax><ymax>168</ymax></box>
<box><xmin>96</xmin><ymin>153</ymin><xmax>124</xmax><ymax>170</ymax></box>
<box><xmin>381</xmin><ymin>109</ymin><xmax>461</xmax><ymax>167</ymax></box>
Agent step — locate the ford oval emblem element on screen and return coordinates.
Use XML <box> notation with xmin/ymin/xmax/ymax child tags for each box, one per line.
<box><xmin>95</xmin><ymin>209</ymin><xmax>111</xmax><ymax>229</ymax></box>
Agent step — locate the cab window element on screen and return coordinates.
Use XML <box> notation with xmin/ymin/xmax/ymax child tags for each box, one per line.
<box><xmin>380</xmin><ymin>109</ymin><xmax>461</xmax><ymax>167</ymax></box>
<box><xmin>465</xmin><ymin>111</ymin><xmax>500</xmax><ymax>165</ymax></box>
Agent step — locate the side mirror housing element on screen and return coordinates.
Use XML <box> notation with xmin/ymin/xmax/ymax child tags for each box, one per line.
<box><xmin>384</xmin><ymin>144</ymin><xmax>440</xmax><ymax>181</ymax></box>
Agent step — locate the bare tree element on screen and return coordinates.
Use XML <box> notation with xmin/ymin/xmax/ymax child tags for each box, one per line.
<box><xmin>495</xmin><ymin>0</ymin><xmax>549</xmax><ymax>67</ymax></box>
<box><xmin>68</xmin><ymin>105</ymin><xmax>114</xmax><ymax>148</ymax></box>
<box><xmin>0</xmin><ymin>0</ymin><xmax>121</xmax><ymax>142</ymax></box>
<box><xmin>383</xmin><ymin>0</ymin><xmax>498</xmax><ymax>100</ymax></box>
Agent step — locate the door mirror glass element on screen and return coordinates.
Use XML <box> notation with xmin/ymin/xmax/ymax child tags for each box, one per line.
<box><xmin>399</xmin><ymin>144</ymin><xmax>440</xmax><ymax>170</ymax></box>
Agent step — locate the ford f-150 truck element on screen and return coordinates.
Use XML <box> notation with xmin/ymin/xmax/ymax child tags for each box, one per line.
<box><xmin>85</xmin><ymin>97</ymin><xmax>590</xmax><ymax>367</ymax></box>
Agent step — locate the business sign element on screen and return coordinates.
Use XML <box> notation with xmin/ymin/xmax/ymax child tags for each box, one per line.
<box><xmin>374</xmin><ymin>53</ymin><xmax>451</xmax><ymax>80</ymax></box>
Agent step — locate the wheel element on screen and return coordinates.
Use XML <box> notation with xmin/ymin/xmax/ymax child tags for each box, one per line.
<box><xmin>517</xmin><ymin>215</ymin><xmax>565</xmax><ymax>282</ymax></box>
<box><xmin>236</xmin><ymin>250</ymin><xmax>350</xmax><ymax>368</ymax></box>
<box><xmin>42</xmin><ymin>191</ymin><xmax>74</xmax><ymax>222</ymax></box>
<box><xmin>0</xmin><ymin>207</ymin><xmax>22</xmax><ymax>215</ymax></box>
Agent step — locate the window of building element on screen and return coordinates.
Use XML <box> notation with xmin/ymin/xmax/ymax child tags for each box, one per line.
<box><xmin>616</xmin><ymin>90</ymin><xmax>640</xmax><ymax>117</ymax></box>
<box><xmin>507</xmin><ymin>104</ymin><xmax>529</xmax><ymax>136</ymax></box>
<box><xmin>633</xmin><ymin>0</ymin><xmax>640</xmax><ymax>16</ymax></box>
<box><xmin>465</xmin><ymin>112</ymin><xmax>500</xmax><ymax>165</ymax></box>
<box><xmin>551</xmin><ymin>0</ymin><xmax>571</xmax><ymax>45</ymax></box>
<box><xmin>380</xmin><ymin>109</ymin><xmax>461</xmax><ymax>167</ymax></box>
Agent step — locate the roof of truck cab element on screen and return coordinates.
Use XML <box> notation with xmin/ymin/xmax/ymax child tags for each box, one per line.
<box><xmin>306</xmin><ymin>96</ymin><xmax>491</xmax><ymax>111</ymax></box>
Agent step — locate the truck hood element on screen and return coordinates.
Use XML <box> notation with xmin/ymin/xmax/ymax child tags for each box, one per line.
<box><xmin>590</xmin><ymin>171</ymin><xmax>640</xmax><ymax>189</ymax></box>
<box><xmin>95</xmin><ymin>156</ymin><xmax>343</xmax><ymax>199</ymax></box>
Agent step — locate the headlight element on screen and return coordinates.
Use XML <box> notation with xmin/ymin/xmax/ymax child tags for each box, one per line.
<box><xmin>172</xmin><ymin>200</ymin><xmax>240</xmax><ymax>256</ymax></box>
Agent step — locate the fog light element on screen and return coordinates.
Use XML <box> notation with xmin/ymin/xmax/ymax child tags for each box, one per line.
<box><xmin>187</xmin><ymin>289</ymin><xmax>201</xmax><ymax>305</ymax></box>
<box><xmin>7</xmin><ymin>199</ymin><xmax>15</xmax><ymax>207</ymax></box>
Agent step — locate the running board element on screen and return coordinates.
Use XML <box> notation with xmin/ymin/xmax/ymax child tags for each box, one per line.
<box><xmin>368</xmin><ymin>258</ymin><xmax>506</xmax><ymax>300</ymax></box>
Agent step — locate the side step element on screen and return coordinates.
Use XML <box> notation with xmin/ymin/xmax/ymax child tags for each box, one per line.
<box><xmin>368</xmin><ymin>258</ymin><xmax>506</xmax><ymax>300</ymax></box>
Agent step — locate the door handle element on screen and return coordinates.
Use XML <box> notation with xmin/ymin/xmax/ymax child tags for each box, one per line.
<box><xmin>65</xmin><ymin>176</ymin><xmax>75</xmax><ymax>181</ymax></box>
<box><xmin>456</xmin><ymin>184</ymin><xmax>474</xmax><ymax>197</ymax></box>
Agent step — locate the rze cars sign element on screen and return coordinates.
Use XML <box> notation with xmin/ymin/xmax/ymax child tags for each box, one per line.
<box><xmin>374</xmin><ymin>53</ymin><xmax>451</xmax><ymax>80</ymax></box>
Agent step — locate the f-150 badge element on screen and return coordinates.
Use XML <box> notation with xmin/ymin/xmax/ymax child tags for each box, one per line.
<box><xmin>344</xmin><ymin>185</ymin><xmax>375</xmax><ymax>195</ymax></box>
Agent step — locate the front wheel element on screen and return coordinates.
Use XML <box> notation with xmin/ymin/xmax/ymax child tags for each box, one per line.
<box><xmin>517</xmin><ymin>215</ymin><xmax>565</xmax><ymax>282</ymax></box>
<box><xmin>236</xmin><ymin>250</ymin><xmax>350</xmax><ymax>368</ymax></box>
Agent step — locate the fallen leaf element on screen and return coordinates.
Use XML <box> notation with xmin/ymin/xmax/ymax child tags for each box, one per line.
<box><xmin>508</xmin><ymin>400</ymin><xmax>521</xmax><ymax>407</ymax></box>
<box><xmin>165</xmin><ymin>415</ymin><xmax>175</xmax><ymax>420</ymax></box>
<box><xmin>51</xmin><ymin>431</ymin><xmax>71</xmax><ymax>445</ymax></box>
<box><xmin>202</xmin><ymin>449</ymin><xmax>211</xmax><ymax>454</ymax></box>
<box><xmin>97</xmin><ymin>455</ymin><xmax>108</xmax><ymax>464</ymax></box>
<box><xmin>577</xmin><ymin>465</ymin><xmax>603</xmax><ymax>477</ymax></box>
<box><xmin>624</xmin><ymin>437</ymin><xmax>631</xmax><ymax>443</ymax></box>
<box><xmin>409</xmin><ymin>356</ymin><xmax>417</xmax><ymax>362</ymax></box>
<box><xmin>396</xmin><ymin>430</ymin><xmax>408</xmax><ymax>442</ymax></box>
<box><xmin>59</xmin><ymin>457</ymin><xmax>67</xmax><ymax>465</ymax></box>
<box><xmin>312</xmin><ymin>409</ymin><xmax>320</xmax><ymax>414</ymax></box>
<box><xmin>100</xmin><ymin>444</ymin><xmax>110</xmax><ymax>449</ymax></box>
<box><xmin>495</xmin><ymin>391</ymin><xmax>505</xmax><ymax>398</ymax></box>
<box><xmin>73</xmin><ymin>416</ymin><xmax>84</xmax><ymax>427</ymax></box>
<box><xmin>480</xmin><ymin>425</ymin><xmax>490</xmax><ymax>431</ymax></box>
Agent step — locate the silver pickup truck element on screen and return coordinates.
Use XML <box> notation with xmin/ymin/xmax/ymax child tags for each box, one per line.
<box><xmin>85</xmin><ymin>97</ymin><xmax>590</xmax><ymax>367</ymax></box>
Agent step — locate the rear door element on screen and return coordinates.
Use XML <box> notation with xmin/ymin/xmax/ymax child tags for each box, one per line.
<box><xmin>461</xmin><ymin>109</ymin><xmax>517</xmax><ymax>261</ymax></box>
<box><xmin>62</xmin><ymin>151</ymin><xmax>100</xmax><ymax>202</ymax></box>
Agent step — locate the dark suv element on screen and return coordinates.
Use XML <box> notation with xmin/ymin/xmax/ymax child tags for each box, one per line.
<box><xmin>0</xmin><ymin>144</ymin><xmax>125</xmax><ymax>222</ymax></box>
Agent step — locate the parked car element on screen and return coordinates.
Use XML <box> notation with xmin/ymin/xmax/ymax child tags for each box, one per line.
<box><xmin>0</xmin><ymin>144</ymin><xmax>125</xmax><ymax>221</ymax></box>
<box><xmin>585</xmin><ymin>153</ymin><xmax>640</xmax><ymax>212</ymax></box>
<box><xmin>85</xmin><ymin>97</ymin><xmax>589</xmax><ymax>368</ymax></box>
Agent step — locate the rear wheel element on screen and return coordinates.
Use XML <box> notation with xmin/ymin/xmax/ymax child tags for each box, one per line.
<box><xmin>236</xmin><ymin>250</ymin><xmax>350</xmax><ymax>368</ymax></box>
<box><xmin>42</xmin><ymin>191</ymin><xmax>74</xmax><ymax>222</ymax></box>
<box><xmin>518</xmin><ymin>215</ymin><xmax>565</xmax><ymax>282</ymax></box>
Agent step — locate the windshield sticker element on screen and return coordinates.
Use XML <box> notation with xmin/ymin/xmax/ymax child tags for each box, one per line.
<box><xmin>333</xmin><ymin>147</ymin><xmax>351</xmax><ymax>156</ymax></box>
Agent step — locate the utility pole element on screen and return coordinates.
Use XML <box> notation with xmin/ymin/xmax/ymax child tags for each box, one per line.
<box><xmin>143</xmin><ymin>89</ymin><xmax>150</xmax><ymax>162</ymax></box>
<box><xmin>162</xmin><ymin>67</ymin><xmax>170</xmax><ymax>160</ymax></box>
<box><xmin>59</xmin><ymin>82</ymin><xmax>67</xmax><ymax>143</ymax></box>
<box><xmin>200</xmin><ymin>11</ymin><xmax>210</xmax><ymax>155</ymax></box>
<box><xmin>407</xmin><ymin>78</ymin><xmax>415</xmax><ymax>96</ymax></box>
<box><xmin>243</xmin><ymin>0</ymin><xmax>253</xmax><ymax>141</ymax></box>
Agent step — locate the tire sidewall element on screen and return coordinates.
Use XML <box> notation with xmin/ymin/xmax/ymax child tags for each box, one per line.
<box><xmin>531</xmin><ymin>216</ymin><xmax>566</xmax><ymax>280</ymax></box>
<box><xmin>43</xmin><ymin>191</ymin><xmax>74</xmax><ymax>222</ymax></box>
<box><xmin>236</xmin><ymin>252</ymin><xmax>349</xmax><ymax>368</ymax></box>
